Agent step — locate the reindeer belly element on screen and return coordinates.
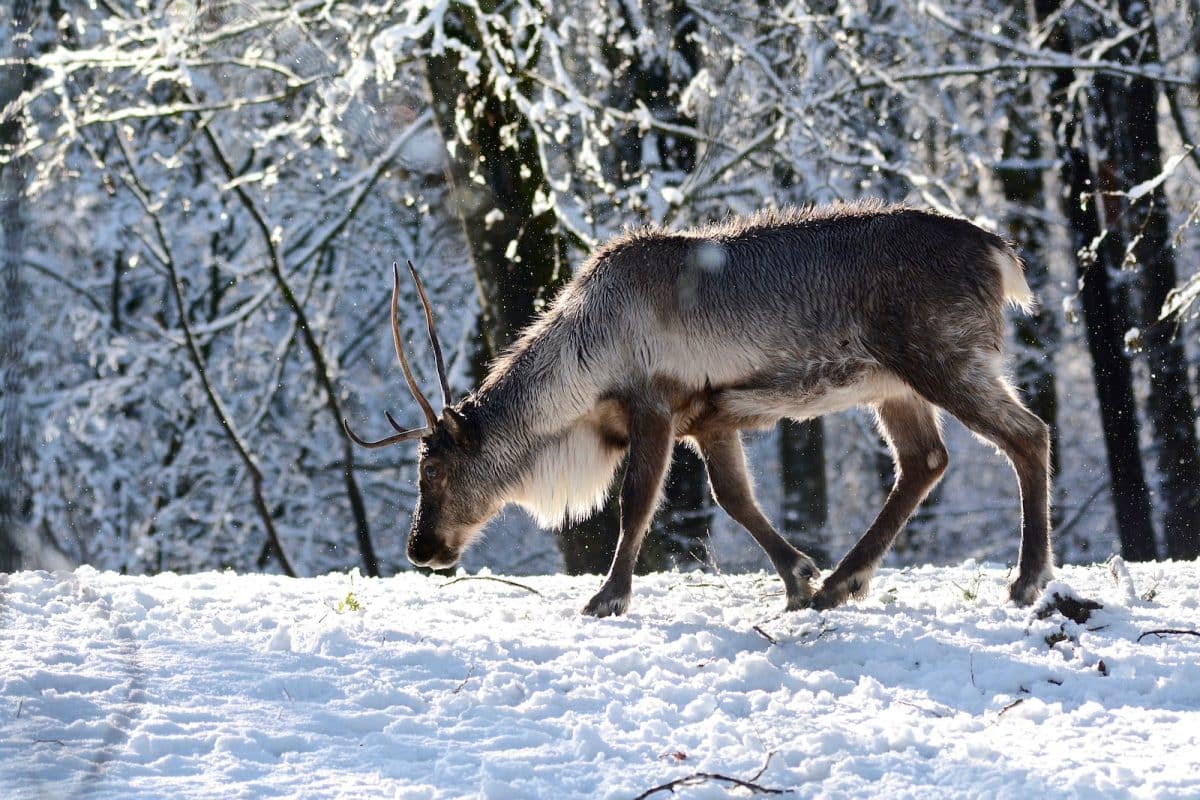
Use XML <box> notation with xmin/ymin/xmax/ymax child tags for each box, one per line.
<box><xmin>704</xmin><ymin>362</ymin><xmax>908</xmax><ymax>429</ymax></box>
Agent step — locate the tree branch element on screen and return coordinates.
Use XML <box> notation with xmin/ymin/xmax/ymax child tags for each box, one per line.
<box><xmin>197</xmin><ymin>117</ymin><xmax>380</xmax><ymax>577</ymax></box>
<box><xmin>439</xmin><ymin>575</ymin><xmax>542</xmax><ymax>595</ymax></box>
<box><xmin>110</xmin><ymin>132</ymin><xmax>297</xmax><ymax>578</ymax></box>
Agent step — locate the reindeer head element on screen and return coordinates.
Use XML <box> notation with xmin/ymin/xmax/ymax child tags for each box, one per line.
<box><xmin>343</xmin><ymin>262</ymin><xmax>501</xmax><ymax>569</ymax></box>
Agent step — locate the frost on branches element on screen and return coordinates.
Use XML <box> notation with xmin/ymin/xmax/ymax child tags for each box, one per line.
<box><xmin>2</xmin><ymin>1</ymin><xmax>1198</xmax><ymax>575</ymax></box>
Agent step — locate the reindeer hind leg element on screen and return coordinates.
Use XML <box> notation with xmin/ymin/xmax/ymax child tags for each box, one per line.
<box><xmin>906</xmin><ymin>356</ymin><xmax>1053</xmax><ymax>605</ymax></box>
<box><xmin>812</xmin><ymin>393</ymin><xmax>949</xmax><ymax>610</ymax></box>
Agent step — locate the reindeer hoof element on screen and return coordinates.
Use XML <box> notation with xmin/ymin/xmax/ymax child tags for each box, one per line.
<box><xmin>583</xmin><ymin>583</ymin><xmax>631</xmax><ymax>618</ymax></box>
<box><xmin>782</xmin><ymin>557</ymin><xmax>819</xmax><ymax>611</ymax></box>
<box><xmin>1008</xmin><ymin>572</ymin><xmax>1050</xmax><ymax>607</ymax></box>
<box><xmin>810</xmin><ymin>571</ymin><xmax>870</xmax><ymax>611</ymax></box>
<box><xmin>784</xmin><ymin>592</ymin><xmax>813</xmax><ymax>612</ymax></box>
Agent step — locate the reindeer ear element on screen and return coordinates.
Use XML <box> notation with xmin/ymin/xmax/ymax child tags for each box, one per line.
<box><xmin>443</xmin><ymin>406</ymin><xmax>470</xmax><ymax>444</ymax></box>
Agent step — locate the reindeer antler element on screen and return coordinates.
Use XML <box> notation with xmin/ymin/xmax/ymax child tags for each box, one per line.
<box><xmin>388</xmin><ymin>261</ymin><xmax>439</xmax><ymax>428</ymax></box>
<box><xmin>341</xmin><ymin>417</ymin><xmax>428</xmax><ymax>449</ymax></box>
<box><xmin>343</xmin><ymin>261</ymin><xmax>448</xmax><ymax>448</ymax></box>
<box><xmin>408</xmin><ymin>260</ymin><xmax>451</xmax><ymax>411</ymax></box>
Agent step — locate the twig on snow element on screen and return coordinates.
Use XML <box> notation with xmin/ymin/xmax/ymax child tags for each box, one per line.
<box><xmin>452</xmin><ymin>664</ymin><xmax>476</xmax><ymax>694</ymax></box>
<box><xmin>799</xmin><ymin>625</ymin><xmax>838</xmax><ymax>645</ymax></box>
<box><xmin>998</xmin><ymin>698</ymin><xmax>1025</xmax><ymax>717</ymax></box>
<box><xmin>752</xmin><ymin>625</ymin><xmax>777</xmax><ymax>645</ymax></box>
<box><xmin>439</xmin><ymin>575</ymin><xmax>542</xmax><ymax>596</ymax></box>
<box><xmin>1136</xmin><ymin>629</ymin><xmax>1200</xmax><ymax>643</ymax></box>
<box><xmin>631</xmin><ymin>750</ymin><xmax>790</xmax><ymax>799</ymax></box>
<box><xmin>896</xmin><ymin>699</ymin><xmax>949</xmax><ymax>718</ymax></box>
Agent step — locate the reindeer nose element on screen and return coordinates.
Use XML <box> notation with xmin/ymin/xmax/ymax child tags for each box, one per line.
<box><xmin>408</xmin><ymin>531</ymin><xmax>459</xmax><ymax>569</ymax></box>
<box><xmin>407</xmin><ymin>533</ymin><xmax>439</xmax><ymax>566</ymax></box>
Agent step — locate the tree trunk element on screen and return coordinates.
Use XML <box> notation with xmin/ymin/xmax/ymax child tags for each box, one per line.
<box><xmin>642</xmin><ymin>2</ymin><xmax>710</xmax><ymax>566</ymax></box>
<box><xmin>423</xmin><ymin>3</ymin><xmax>711</xmax><ymax>574</ymax></box>
<box><xmin>423</xmin><ymin>5</ymin><xmax>570</xmax><ymax>370</ymax></box>
<box><xmin>779</xmin><ymin>419</ymin><xmax>829</xmax><ymax>566</ymax></box>
<box><xmin>0</xmin><ymin>0</ymin><xmax>33</xmax><ymax>572</ymax></box>
<box><xmin>1100</xmin><ymin>1</ymin><xmax>1200</xmax><ymax>560</ymax></box>
<box><xmin>424</xmin><ymin>4</ymin><xmax>584</xmax><ymax>567</ymax></box>
<box><xmin>1037</xmin><ymin>0</ymin><xmax>1157</xmax><ymax>560</ymax></box>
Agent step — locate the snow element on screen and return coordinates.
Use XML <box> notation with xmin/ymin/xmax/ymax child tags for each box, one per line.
<box><xmin>1120</xmin><ymin>151</ymin><xmax>1189</xmax><ymax>202</ymax></box>
<box><xmin>3</xmin><ymin>560</ymin><xmax>1199</xmax><ymax>799</ymax></box>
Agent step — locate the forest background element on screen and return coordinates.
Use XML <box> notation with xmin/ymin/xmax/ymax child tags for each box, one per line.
<box><xmin>1</xmin><ymin>0</ymin><xmax>1199</xmax><ymax>582</ymax></box>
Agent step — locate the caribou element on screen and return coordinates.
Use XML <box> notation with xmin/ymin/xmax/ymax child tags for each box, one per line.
<box><xmin>345</xmin><ymin>202</ymin><xmax>1052</xmax><ymax>617</ymax></box>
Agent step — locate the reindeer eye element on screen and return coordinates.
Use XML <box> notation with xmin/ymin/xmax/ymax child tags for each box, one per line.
<box><xmin>424</xmin><ymin>465</ymin><xmax>440</xmax><ymax>480</ymax></box>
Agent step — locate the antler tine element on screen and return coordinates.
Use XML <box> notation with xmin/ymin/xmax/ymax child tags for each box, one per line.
<box><xmin>408</xmin><ymin>260</ymin><xmax>452</xmax><ymax>411</ymax></box>
<box><xmin>384</xmin><ymin>410</ymin><xmax>407</xmax><ymax>434</ymax></box>
<box><xmin>390</xmin><ymin>261</ymin><xmax>439</xmax><ymax>428</ymax></box>
<box><xmin>342</xmin><ymin>417</ymin><xmax>430</xmax><ymax>449</ymax></box>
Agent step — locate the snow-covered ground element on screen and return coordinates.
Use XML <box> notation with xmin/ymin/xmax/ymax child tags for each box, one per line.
<box><xmin>2</xmin><ymin>560</ymin><xmax>1198</xmax><ymax>799</ymax></box>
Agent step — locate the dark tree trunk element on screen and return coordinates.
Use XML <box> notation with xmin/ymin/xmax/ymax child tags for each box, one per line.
<box><xmin>1100</xmin><ymin>1</ymin><xmax>1200</xmax><ymax>560</ymax></box>
<box><xmin>1037</xmin><ymin>0</ymin><xmax>1157</xmax><ymax>560</ymax></box>
<box><xmin>423</xmin><ymin>8</ymin><xmax>570</xmax><ymax>368</ymax></box>
<box><xmin>423</xmin><ymin>4</ymin><xmax>582</xmax><ymax>570</ymax></box>
<box><xmin>600</xmin><ymin>5</ymin><xmax>642</xmax><ymax>189</ymax></box>
<box><xmin>555</xmin><ymin>449</ymin><xmax>710</xmax><ymax>578</ymax></box>
<box><xmin>779</xmin><ymin>419</ymin><xmax>829</xmax><ymax>566</ymax></box>
<box><xmin>1075</xmin><ymin>176</ymin><xmax>1157</xmax><ymax>562</ymax></box>
<box><xmin>555</xmin><ymin>504</ymin><xmax>619</xmax><ymax>577</ymax></box>
<box><xmin>566</xmin><ymin>0</ymin><xmax>711</xmax><ymax>574</ymax></box>
<box><xmin>0</xmin><ymin>0</ymin><xmax>34</xmax><ymax>572</ymax></box>
<box><xmin>423</xmin><ymin>2</ymin><xmax>709</xmax><ymax>574</ymax></box>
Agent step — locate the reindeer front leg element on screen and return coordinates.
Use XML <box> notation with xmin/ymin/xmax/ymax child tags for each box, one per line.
<box><xmin>583</xmin><ymin>400</ymin><xmax>674</xmax><ymax>618</ymax></box>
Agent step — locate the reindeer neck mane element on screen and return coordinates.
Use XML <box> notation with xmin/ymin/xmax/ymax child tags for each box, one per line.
<box><xmin>469</xmin><ymin>300</ymin><xmax>623</xmax><ymax>529</ymax></box>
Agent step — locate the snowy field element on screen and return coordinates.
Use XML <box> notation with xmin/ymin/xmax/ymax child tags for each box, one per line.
<box><xmin>2</xmin><ymin>560</ymin><xmax>1198</xmax><ymax>799</ymax></box>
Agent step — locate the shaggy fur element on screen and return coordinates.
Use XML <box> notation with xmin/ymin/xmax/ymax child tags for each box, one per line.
<box><xmin>386</xmin><ymin>202</ymin><xmax>1052</xmax><ymax>617</ymax></box>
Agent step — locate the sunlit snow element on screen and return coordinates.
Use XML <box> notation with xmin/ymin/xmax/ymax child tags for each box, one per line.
<box><xmin>3</xmin><ymin>560</ymin><xmax>1198</xmax><ymax>798</ymax></box>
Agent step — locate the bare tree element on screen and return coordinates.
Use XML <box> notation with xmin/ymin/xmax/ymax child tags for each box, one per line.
<box><xmin>424</xmin><ymin>1</ymin><xmax>715</xmax><ymax>574</ymax></box>
<box><xmin>106</xmin><ymin>135</ymin><xmax>298</xmax><ymax>577</ymax></box>
<box><xmin>1096</xmin><ymin>0</ymin><xmax>1200</xmax><ymax>560</ymax></box>
<box><xmin>1038</xmin><ymin>0</ymin><xmax>1157</xmax><ymax>560</ymax></box>
<box><xmin>421</xmin><ymin>3</ymin><xmax>600</xmax><ymax>571</ymax></box>
<box><xmin>423</xmin><ymin>4</ymin><xmax>572</xmax><ymax>371</ymax></box>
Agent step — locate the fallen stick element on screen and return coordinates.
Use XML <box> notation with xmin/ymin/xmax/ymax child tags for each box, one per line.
<box><xmin>1136</xmin><ymin>628</ymin><xmax>1200</xmax><ymax>643</ymax></box>
<box><xmin>632</xmin><ymin>751</ymin><xmax>789</xmax><ymax>799</ymax></box>
<box><xmin>438</xmin><ymin>575</ymin><xmax>542</xmax><ymax>595</ymax></box>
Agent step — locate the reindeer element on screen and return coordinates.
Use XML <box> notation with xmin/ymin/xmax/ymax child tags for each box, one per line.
<box><xmin>345</xmin><ymin>202</ymin><xmax>1052</xmax><ymax>617</ymax></box>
